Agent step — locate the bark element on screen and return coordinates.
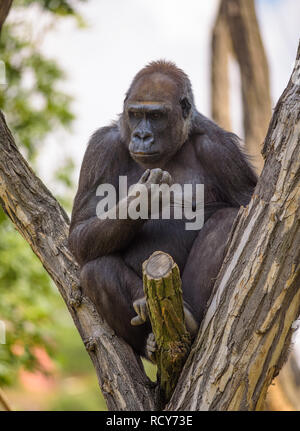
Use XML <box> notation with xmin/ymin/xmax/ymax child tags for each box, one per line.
<box><xmin>211</xmin><ymin>0</ymin><xmax>232</xmax><ymax>132</ymax></box>
<box><xmin>0</xmin><ymin>0</ymin><xmax>12</xmax><ymax>34</ymax></box>
<box><xmin>168</xmin><ymin>43</ymin><xmax>300</xmax><ymax>411</ymax></box>
<box><xmin>0</xmin><ymin>111</ymin><xmax>156</xmax><ymax>411</ymax></box>
<box><xmin>211</xmin><ymin>0</ymin><xmax>272</xmax><ymax>173</ymax></box>
<box><xmin>0</xmin><ymin>387</ymin><xmax>12</xmax><ymax>411</ymax></box>
<box><xmin>143</xmin><ymin>251</ymin><xmax>191</xmax><ymax>406</ymax></box>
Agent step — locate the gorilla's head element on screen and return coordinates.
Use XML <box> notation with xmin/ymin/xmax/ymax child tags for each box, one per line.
<box><xmin>121</xmin><ymin>60</ymin><xmax>195</xmax><ymax>168</ymax></box>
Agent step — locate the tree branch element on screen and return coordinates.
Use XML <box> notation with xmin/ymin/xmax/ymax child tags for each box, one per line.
<box><xmin>211</xmin><ymin>0</ymin><xmax>272</xmax><ymax>172</ymax></box>
<box><xmin>0</xmin><ymin>112</ymin><xmax>156</xmax><ymax>411</ymax></box>
<box><xmin>143</xmin><ymin>251</ymin><xmax>191</xmax><ymax>406</ymax></box>
<box><xmin>0</xmin><ymin>0</ymin><xmax>13</xmax><ymax>34</ymax></box>
<box><xmin>0</xmin><ymin>387</ymin><xmax>12</xmax><ymax>411</ymax></box>
<box><xmin>211</xmin><ymin>0</ymin><xmax>232</xmax><ymax>131</ymax></box>
<box><xmin>168</xmin><ymin>42</ymin><xmax>300</xmax><ymax>411</ymax></box>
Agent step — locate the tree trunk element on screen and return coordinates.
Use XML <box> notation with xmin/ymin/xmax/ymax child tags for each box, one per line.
<box><xmin>168</xmin><ymin>43</ymin><xmax>300</xmax><ymax>411</ymax></box>
<box><xmin>0</xmin><ymin>387</ymin><xmax>12</xmax><ymax>411</ymax></box>
<box><xmin>211</xmin><ymin>0</ymin><xmax>272</xmax><ymax>173</ymax></box>
<box><xmin>211</xmin><ymin>0</ymin><xmax>232</xmax><ymax>132</ymax></box>
<box><xmin>0</xmin><ymin>6</ymin><xmax>299</xmax><ymax>409</ymax></box>
<box><xmin>0</xmin><ymin>112</ymin><xmax>156</xmax><ymax>411</ymax></box>
<box><xmin>211</xmin><ymin>0</ymin><xmax>299</xmax><ymax>411</ymax></box>
<box><xmin>0</xmin><ymin>0</ymin><xmax>12</xmax><ymax>34</ymax></box>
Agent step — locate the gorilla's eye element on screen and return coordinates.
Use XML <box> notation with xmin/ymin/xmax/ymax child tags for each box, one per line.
<box><xmin>129</xmin><ymin>111</ymin><xmax>143</xmax><ymax>120</ymax></box>
<box><xmin>149</xmin><ymin>112</ymin><xmax>162</xmax><ymax>120</ymax></box>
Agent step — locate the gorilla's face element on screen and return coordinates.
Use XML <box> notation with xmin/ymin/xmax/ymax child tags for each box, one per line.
<box><xmin>123</xmin><ymin>73</ymin><xmax>191</xmax><ymax>168</ymax></box>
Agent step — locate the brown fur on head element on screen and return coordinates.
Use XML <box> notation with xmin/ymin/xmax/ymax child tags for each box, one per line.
<box><xmin>120</xmin><ymin>60</ymin><xmax>195</xmax><ymax>168</ymax></box>
<box><xmin>125</xmin><ymin>60</ymin><xmax>195</xmax><ymax>105</ymax></box>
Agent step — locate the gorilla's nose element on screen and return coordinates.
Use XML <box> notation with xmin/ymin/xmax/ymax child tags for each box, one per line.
<box><xmin>133</xmin><ymin>131</ymin><xmax>154</xmax><ymax>147</ymax></box>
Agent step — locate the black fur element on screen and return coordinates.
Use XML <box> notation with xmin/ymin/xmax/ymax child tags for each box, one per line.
<box><xmin>69</xmin><ymin>61</ymin><xmax>257</xmax><ymax>357</ymax></box>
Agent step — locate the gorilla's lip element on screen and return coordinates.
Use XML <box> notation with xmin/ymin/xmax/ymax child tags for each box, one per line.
<box><xmin>131</xmin><ymin>151</ymin><xmax>160</xmax><ymax>158</ymax></box>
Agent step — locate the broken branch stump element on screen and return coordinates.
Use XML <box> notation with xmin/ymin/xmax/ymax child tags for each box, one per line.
<box><xmin>143</xmin><ymin>251</ymin><xmax>191</xmax><ymax>405</ymax></box>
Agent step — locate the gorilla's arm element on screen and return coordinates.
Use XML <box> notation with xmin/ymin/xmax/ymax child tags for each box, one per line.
<box><xmin>69</xmin><ymin>206</ymin><xmax>145</xmax><ymax>265</ymax></box>
<box><xmin>194</xmin><ymin>115</ymin><xmax>257</xmax><ymax>207</ymax></box>
<box><xmin>68</xmin><ymin>126</ymin><xmax>145</xmax><ymax>265</ymax></box>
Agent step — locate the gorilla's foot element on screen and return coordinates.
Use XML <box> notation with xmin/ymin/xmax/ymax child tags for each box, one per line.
<box><xmin>146</xmin><ymin>332</ymin><xmax>157</xmax><ymax>363</ymax></box>
<box><xmin>131</xmin><ymin>297</ymin><xmax>148</xmax><ymax>326</ymax></box>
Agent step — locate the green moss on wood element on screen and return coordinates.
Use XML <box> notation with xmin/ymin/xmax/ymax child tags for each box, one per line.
<box><xmin>143</xmin><ymin>251</ymin><xmax>191</xmax><ymax>406</ymax></box>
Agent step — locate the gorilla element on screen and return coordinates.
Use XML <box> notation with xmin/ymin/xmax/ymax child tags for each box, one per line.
<box><xmin>69</xmin><ymin>60</ymin><xmax>257</xmax><ymax>360</ymax></box>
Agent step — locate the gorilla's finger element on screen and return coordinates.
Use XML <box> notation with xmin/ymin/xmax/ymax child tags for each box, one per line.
<box><xmin>162</xmin><ymin>171</ymin><xmax>172</xmax><ymax>185</ymax></box>
<box><xmin>139</xmin><ymin>169</ymin><xmax>150</xmax><ymax>183</ymax></box>
<box><xmin>148</xmin><ymin>168</ymin><xmax>163</xmax><ymax>184</ymax></box>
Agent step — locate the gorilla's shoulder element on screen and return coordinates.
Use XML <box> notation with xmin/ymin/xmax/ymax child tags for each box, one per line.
<box><xmin>79</xmin><ymin>124</ymin><xmax>126</xmax><ymax>188</ymax></box>
<box><xmin>88</xmin><ymin>124</ymin><xmax>122</xmax><ymax>152</ymax></box>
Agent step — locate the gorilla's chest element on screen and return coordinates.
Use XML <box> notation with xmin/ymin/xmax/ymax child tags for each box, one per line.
<box><xmin>123</xmin><ymin>163</ymin><xmax>204</xmax><ymax>276</ymax></box>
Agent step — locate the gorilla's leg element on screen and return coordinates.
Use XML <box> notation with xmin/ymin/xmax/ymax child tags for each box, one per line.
<box><xmin>182</xmin><ymin>207</ymin><xmax>239</xmax><ymax>327</ymax></box>
<box><xmin>80</xmin><ymin>254</ymin><xmax>151</xmax><ymax>356</ymax></box>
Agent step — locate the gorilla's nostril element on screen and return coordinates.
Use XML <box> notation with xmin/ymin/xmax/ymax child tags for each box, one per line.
<box><xmin>144</xmin><ymin>136</ymin><xmax>154</xmax><ymax>146</ymax></box>
<box><xmin>134</xmin><ymin>131</ymin><xmax>153</xmax><ymax>141</ymax></box>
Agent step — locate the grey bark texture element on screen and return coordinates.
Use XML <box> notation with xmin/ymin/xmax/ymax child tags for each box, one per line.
<box><xmin>0</xmin><ymin>111</ymin><xmax>156</xmax><ymax>411</ymax></box>
<box><xmin>167</xmin><ymin>43</ymin><xmax>300</xmax><ymax>411</ymax></box>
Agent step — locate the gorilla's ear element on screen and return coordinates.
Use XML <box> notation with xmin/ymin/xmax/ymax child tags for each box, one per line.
<box><xmin>180</xmin><ymin>97</ymin><xmax>191</xmax><ymax>119</ymax></box>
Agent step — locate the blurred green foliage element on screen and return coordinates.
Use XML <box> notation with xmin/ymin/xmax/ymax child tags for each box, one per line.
<box><xmin>0</xmin><ymin>0</ymin><xmax>105</xmax><ymax>411</ymax></box>
<box><xmin>0</xmin><ymin>0</ymin><xmax>156</xmax><ymax>411</ymax></box>
<box><xmin>17</xmin><ymin>0</ymin><xmax>87</xmax><ymax>16</ymax></box>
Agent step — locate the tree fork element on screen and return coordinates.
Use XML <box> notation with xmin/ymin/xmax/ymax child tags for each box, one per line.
<box><xmin>0</xmin><ymin>110</ymin><xmax>156</xmax><ymax>411</ymax></box>
<box><xmin>143</xmin><ymin>251</ymin><xmax>191</xmax><ymax>406</ymax></box>
<box><xmin>0</xmin><ymin>36</ymin><xmax>299</xmax><ymax>411</ymax></box>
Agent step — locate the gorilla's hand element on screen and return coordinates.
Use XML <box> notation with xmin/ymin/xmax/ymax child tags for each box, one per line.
<box><xmin>134</xmin><ymin>168</ymin><xmax>173</xmax><ymax>217</ymax></box>
<box><xmin>138</xmin><ymin>168</ymin><xmax>172</xmax><ymax>187</ymax></box>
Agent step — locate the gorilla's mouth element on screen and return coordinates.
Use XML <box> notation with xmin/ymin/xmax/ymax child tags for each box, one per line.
<box><xmin>132</xmin><ymin>151</ymin><xmax>159</xmax><ymax>156</ymax></box>
<box><xmin>131</xmin><ymin>151</ymin><xmax>160</xmax><ymax>159</ymax></box>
